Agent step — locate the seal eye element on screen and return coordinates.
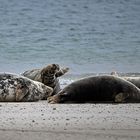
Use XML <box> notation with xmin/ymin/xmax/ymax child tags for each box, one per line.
<box><xmin>58</xmin><ymin>94</ymin><xmax>66</xmax><ymax>103</ymax></box>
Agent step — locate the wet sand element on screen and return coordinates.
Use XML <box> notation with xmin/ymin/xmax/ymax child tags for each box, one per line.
<box><xmin>0</xmin><ymin>101</ymin><xmax>140</xmax><ymax>140</ymax></box>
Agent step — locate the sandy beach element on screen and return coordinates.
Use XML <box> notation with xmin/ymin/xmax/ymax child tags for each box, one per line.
<box><xmin>0</xmin><ymin>102</ymin><xmax>140</xmax><ymax>140</ymax></box>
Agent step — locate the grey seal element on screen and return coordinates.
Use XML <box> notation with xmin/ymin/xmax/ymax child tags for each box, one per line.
<box><xmin>111</xmin><ymin>71</ymin><xmax>140</xmax><ymax>88</ymax></box>
<box><xmin>21</xmin><ymin>64</ymin><xmax>69</xmax><ymax>95</ymax></box>
<box><xmin>0</xmin><ymin>73</ymin><xmax>53</xmax><ymax>102</ymax></box>
<box><xmin>48</xmin><ymin>75</ymin><xmax>140</xmax><ymax>103</ymax></box>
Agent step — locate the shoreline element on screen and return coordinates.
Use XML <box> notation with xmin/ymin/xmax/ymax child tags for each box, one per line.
<box><xmin>0</xmin><ymin>129</ymin><xmax>140</xmax><ymax>140</ymax></box>
<box><xmin>0</xmin><ymin>101</ymin><xmax>140</xmax><ymax>140</ymax></box>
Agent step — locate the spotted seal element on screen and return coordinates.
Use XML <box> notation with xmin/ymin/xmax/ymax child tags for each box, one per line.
<box><xmin>0</xmin><ymin>73</ymin><xmax>53</xmax><ymax>102</ymax></box>
<box><xmin>21</xmin><ymin>64</ymin><xmax>69</xmax><ymax>95</ymax></box>
<box><xmin>48</xmin><ymin>75</ymin><xmax>140</xmax><ymax>103</ymax></box>
<box><xmin>111</xmin><ymin>71</ymin><xmax>140</xmax><ymax>89</ymax></box>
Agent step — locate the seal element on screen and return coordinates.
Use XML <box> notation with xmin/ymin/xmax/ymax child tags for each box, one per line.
<box><xmin>47</xmin><ymin>75</ymin><xmax>140</xmax><ymax>103</ymax></box>
<box><xmin>123</xmin><ymin>77</ymin><xmax>140</xmax><ymax>89</ymax></box>
<box><xmin>21</xmin><ymin>64</ymin><xmax>69</xmax><ymax>95</ymax></box>
<box><xmin>0</xmin><ymin>73</ymin><xmax>53</xmax><ymax>102</ymax></box>
<box><xmin>111</xmin><ymin>71</ymin><xmax>140</xmax><ymax>89</ymax></box>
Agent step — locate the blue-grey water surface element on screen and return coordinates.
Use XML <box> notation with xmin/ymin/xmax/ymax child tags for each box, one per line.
<box><xmin>0</xmin><ymin>0</ymin><xmax>140</xmax><ymax>75</ymax></box>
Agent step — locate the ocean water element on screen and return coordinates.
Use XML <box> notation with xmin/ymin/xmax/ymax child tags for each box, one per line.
<box><xmin>0</xmin><ymin>0</ymin><xmax>140</xmax><ymax>76</ymax></box>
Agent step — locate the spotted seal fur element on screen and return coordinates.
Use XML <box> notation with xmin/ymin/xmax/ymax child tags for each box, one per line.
<box><xmin>48</xmin><ymin>75</ymin><xmax>140</xmax><ymax>103</ymax></box>
<box><xmin>21</xmin><ymin>64</ymin><xmax>69</xmax><ymax>95</ymax></box>
<box><xmin>111</xmin><ymin>71</ymin><xmax>140</xmax><ymax>89</ymax></box>
<box><xmin>0</xmin><ymin>73</ymin><xmax>53</xmax><ymax>102</ymax></box>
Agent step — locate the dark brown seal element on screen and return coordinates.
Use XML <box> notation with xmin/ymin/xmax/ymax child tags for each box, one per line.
<box><xmin>21</xmin><ymin>64</ymin><xmax>69</xmax><ymax>96</ymax></box>
<box><xmin>48</xmin><ymin>75</ymin><xmax>140</xmax><ymax>103</ymax></box>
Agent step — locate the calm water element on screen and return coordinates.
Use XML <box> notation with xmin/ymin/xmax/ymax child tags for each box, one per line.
<box><xmin>0</xmin><ymin>0</ymin><xmax>140</xmax><ymax>75</ymax></box>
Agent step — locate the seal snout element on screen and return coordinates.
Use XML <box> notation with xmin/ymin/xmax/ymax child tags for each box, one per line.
<box><xmin>48</xmin><ymin>90</ymin><xmax>69</xmax><ymax>103</ymax></box>
<box><xmin>47</xmin><ymin>95</ymin><xmax>60</xmax><ymax>104</ymax></box>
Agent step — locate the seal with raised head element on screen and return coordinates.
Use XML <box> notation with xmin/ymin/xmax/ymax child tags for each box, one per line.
<box><xmin>111</xmin><ymin>71</ymin><xmax>140</xmax><ymax>89</ymax></box>
<box><xmin>0</xmin><ymin>73</ymin><xmax>53</xmax><ymax>102</ymax></box>
<box><xmin>48</xmin><ymin>75</ymin><xmax>140</xmax><ymax>103</ymax></box>
<box><xmin>21</xmin><ymin>64</ymin><xmax>69</xmax><ymax>95</ymax></box>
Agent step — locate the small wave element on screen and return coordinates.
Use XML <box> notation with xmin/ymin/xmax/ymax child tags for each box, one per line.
<box><xmin>59</xmin><ymin>78</ymin><xmax>74</xmax><ymax>89</ymax></box>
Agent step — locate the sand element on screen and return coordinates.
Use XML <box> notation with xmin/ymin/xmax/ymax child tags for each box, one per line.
<box><xmin>0</xmin><ymin>101</ymin><xmax>140</xmax><ymax>140</ymax></box>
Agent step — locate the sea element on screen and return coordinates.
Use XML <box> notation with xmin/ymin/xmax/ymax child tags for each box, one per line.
<box><xmin>0</xmin><ymin>0</ymin><xmax>140</xmax><ymax>84</ymax></box>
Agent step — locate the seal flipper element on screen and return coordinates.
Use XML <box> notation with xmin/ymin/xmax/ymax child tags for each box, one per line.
<box><xmin>15</xmin><ymin>84</ymin><xmax>29</xmax><ymax>101</ymax></box>
<box><xmin>114</xmin><ymin>92</ymin><xmax>129</xmax><ymax>103</ymax></box>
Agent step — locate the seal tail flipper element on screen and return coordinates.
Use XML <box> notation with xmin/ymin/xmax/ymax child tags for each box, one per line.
<box><xmin>15</xmin><ymin>84</ymin><xmax>29</xmax><ymax>101</ymax></box>
<box><xmin>42</xmin><ymin>86</ymin><xmax>53</xmax><ymax>100</ymax></box>
<box><xmin>55</xmin><ymin>67</ymin><xmax>69</xmax><ymax>77</ymax></box>
<box><xmin>114</xmin><ymin>92</ymin><xmax>127</xmax><ymax>103</ymax></box>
